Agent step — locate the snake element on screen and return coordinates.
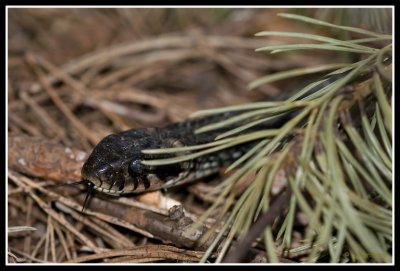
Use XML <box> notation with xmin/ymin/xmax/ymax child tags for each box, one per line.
<box><xmin>81</xmin><ymin>112</ymin><xmax>267</xmax><ymax>195</ymax></box>
<box><xmin>81</xmin><ymin>71</ymin><xmax>350</xmax><ymax>195</ymax></box>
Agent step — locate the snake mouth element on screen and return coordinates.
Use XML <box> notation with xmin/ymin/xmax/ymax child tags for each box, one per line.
<box><xmin>92</xmin><ymin>184</ymin><xmax>123</xmax><ymax>195</ymax></box>
<box><xmin>81</xmin><ymin>173</ymin><xmax>124</xmax><ymax>195</ymax></box>
<box><xmin>81</xmin><ymin>169</ymin><xmax>122</xmax><ymax>195</ymax></box>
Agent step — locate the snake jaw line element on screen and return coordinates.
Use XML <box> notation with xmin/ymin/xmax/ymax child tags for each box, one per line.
<box><xmin>92</xmin><ymin>185</ymin><xmax>123</xmax><ymax>195</ymax></box>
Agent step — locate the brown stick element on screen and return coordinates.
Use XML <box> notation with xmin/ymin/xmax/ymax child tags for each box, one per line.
<box><xmin>222</xmin><ymin>189</ymin><xmax>292</xmax><ymax>263</ymax></box>
<box><xmin>8</xmin><ymin>135</ymin><xmax>86</xmax><ymax>182</ymax></box>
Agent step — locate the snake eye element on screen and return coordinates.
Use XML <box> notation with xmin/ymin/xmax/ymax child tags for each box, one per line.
<box><xmin>128</xmin><ymin>160</ymin><xmax>143</xmax><ymax>177</ymax></box>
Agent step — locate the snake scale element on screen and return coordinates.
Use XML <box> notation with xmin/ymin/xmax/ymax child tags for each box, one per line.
<box><xmin>81</xmin><ymin>71</ymin><xmax>349</xmax><ymax>195</ymax></box>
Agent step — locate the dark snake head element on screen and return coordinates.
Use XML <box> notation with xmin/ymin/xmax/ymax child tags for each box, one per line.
<box><xmin>81</xmin><ymin>128</ymin><xmax>184</xmax><ymax>195</ymax></box>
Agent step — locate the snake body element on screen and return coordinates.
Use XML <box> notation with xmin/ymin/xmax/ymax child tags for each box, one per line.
<box><xmin>81</xmin><ymin>71</ymin><xmax>349</xmax><ymax>194</ymax></box>
<box><xmin>81</xmin><ymin>112</ymin><xmax>268</xmax><ymax>194</ymax></box>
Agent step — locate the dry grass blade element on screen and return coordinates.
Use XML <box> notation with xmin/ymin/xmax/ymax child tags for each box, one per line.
<box><xmin>8</xmin><ymin>226</ymin><xmax>37</xmax><ymax>233</ymax></box>
<box><xmin>65</xmin><ymin>245</ymin><xmax>209</xmax><ymax>263</ymax></box>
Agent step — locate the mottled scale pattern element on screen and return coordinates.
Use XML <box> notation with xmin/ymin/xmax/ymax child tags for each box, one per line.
<box><xmin>81</xmin><ymin>112</ymin><xmax>264</xmax><ymax>194</ymax></box>
<box><xmin>81</xmin><ymin>71</ymin><xmax>350</xmax><ymax>194</ymax></box>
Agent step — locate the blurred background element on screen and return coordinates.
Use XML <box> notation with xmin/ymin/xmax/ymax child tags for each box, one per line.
<box><xmin>8</xmin><ymin>8</ymin><xmax>392</xmax><ymax>149</ymax></box>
